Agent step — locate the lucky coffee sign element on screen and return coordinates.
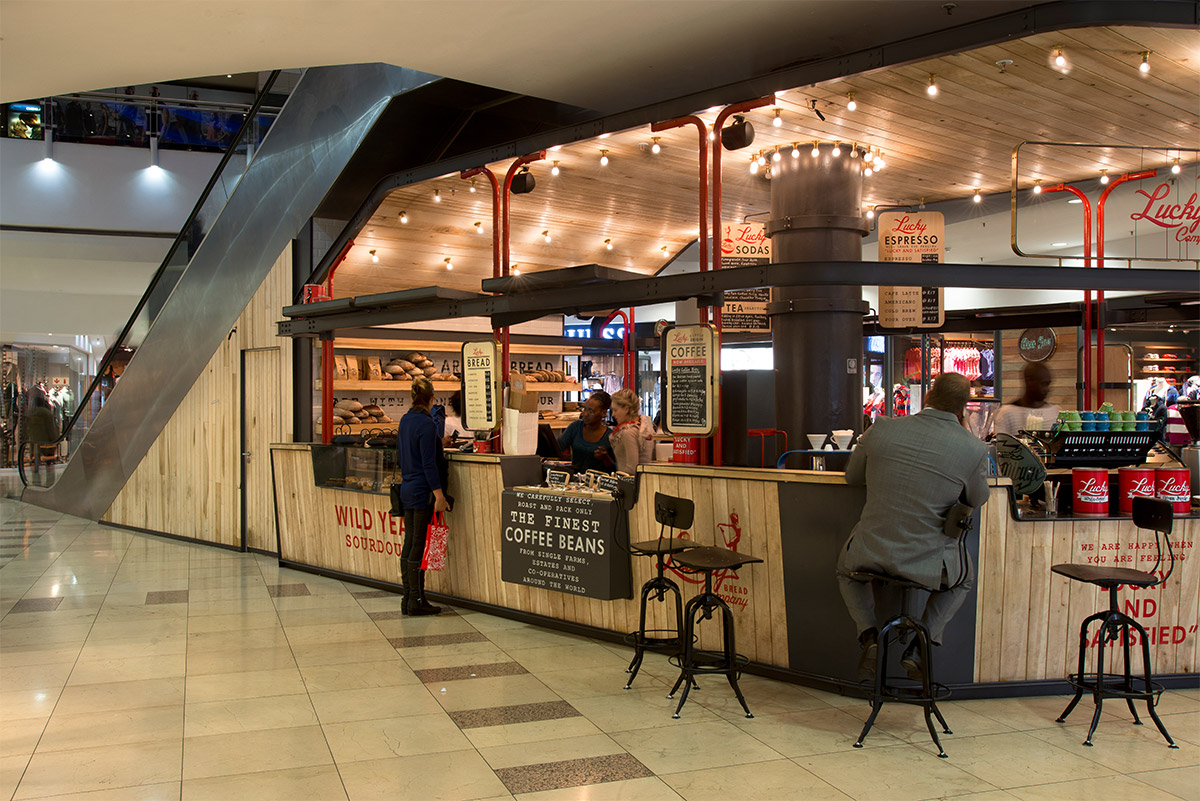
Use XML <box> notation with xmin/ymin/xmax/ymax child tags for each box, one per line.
<box><xmin>661</xmin><ymin>324</ymin><xmax>719</xmax><ymax>437</ymax></box>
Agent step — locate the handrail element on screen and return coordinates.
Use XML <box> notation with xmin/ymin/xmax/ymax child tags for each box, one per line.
<box><xmin>19</xmin><ymin>70</ymin><xmax>282</xmax><ymax>487</ymax></box>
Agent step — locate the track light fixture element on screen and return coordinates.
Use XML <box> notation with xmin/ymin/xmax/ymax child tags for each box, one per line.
<box><xmin>551</xmin><ymin>161</ymin><xmax>560</xmax><ymax>176</ymax></box>
<box><xmin>510</xmin><ymin>166</ymin><xmax>536</xmax><ymax>194</ymax></box>
<box><xmin>1140</xmin><ymin>51</ymin><xmax>1150</xmax><ymax>73</ymax></box>
<box><xmin>1099</xmin><ymin>169</ymin><xmax>1109</xmax><ymax>185</ymax></box>
<box><xmin>599</xmin><ymin>149</ymin><xmax>609</xmax><ymax>166</ymax></box>
<box><xmin>474</xmin><ymin>221</ymin><xmax>483</xmax><ymax>234</ymax></box>
<box><xmin>772</xmin><ymin>108</ymin><xmax>783</xmax><ymax>128</ymax></box>
<box><xmin>973</xmin><ymin>189</ymin><xmax>982</xmax><ymax>204</ymax></box>
<box><xmin>399</xmin><ymin>211</ymin><xmax>408</xmax><ymax>224</ymax></box>
<box><xmin>720</xmin><ymin>114</ymin><xmax>755</xmax><ymax>150</ymax></box>
<box><xmin>651</xmin><ymin>137</ymin><xmax>661</xmax><ymax>154</ymax></box>
<box><xmin>1171</xmin><ymin>158</ymin><xmax>1181</xmax><ymax>175</ymax></box>
<box><xmin>433</xmin><ymin>189</ymin><xmax>441</xmax><ymax>202</ymax></box>
<box><xmin>808</xmin><ymin>99</ymin><xmax>825</xmax><ymax>122</ymax></box>
<box><xmin>444</xmin><ymin>258</ymin><xmax>453</xmax><ymax>270</ymax></box>
<box><xmin>846</xmin><ymin>92</ymin><xmax>857</xmax><ymax>111</ymax></box>
<box><xmin>926</xmin><ymin>74</ymin><xmax>938</xmax><ymax>96</ymax></box>
<box><xmin>370</xmin><ymin>249</ymin><xmax>379</xmax><ymax>263</ymax></box>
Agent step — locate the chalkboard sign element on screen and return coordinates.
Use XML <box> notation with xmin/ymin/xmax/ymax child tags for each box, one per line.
<box><xmin>722</xmin><ymin>287</ymin><xmax>771</xmax><ymax>332</ymax></box>
<box><xmin>1018</xmin><ymin>328</ymin><xmax>1056</xmax><ymax>362</ymax></box>
<box><xmin>461</xmin><ymin>340</ymin><xmax>501</xmax><ymax>430</ymax></box>
<box><xmin>661</xmin><ymin>324</ymin><xmax>719</xmax><ymax>437</ymax></box>
<box><xmin>501</xmin><ymin>490</ymin><xmax>632</xmax><ymax>600</ymax></box>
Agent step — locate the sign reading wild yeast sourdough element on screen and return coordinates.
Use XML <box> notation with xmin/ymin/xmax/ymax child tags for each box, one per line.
<box><xmin>877</xmin><ymin>211</ymin><xmax>945</xmax><ymax>328</ymax></box>
<box><xmin>461</xmin><ymin>340</ymin><xmax>500</xmax><ymax>430</ymax></box>
<box><xmin>661</xmin><ymin>324</ymin><xmax>719</xmax><ymax>437</ymax></box>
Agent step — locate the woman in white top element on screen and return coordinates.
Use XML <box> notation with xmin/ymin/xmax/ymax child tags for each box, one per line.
<box><xmin>442</xmin><ymin>391</ymin><xmax>471</xmax><ymax>445</ymax></box>
<box><xmin>993</xmin><ymin>362</ymin><xmax>1061</xmax><ymax>436</ymax></box>
<box><xmin>609</xmin><ymin>389</ymin><xmax>654</xmax><ymax>474</ymax></box>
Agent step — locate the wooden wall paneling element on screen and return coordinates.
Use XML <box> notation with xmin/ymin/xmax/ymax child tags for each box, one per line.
<box><xmin>1044</xmin><ymin>519</ymin><xmax>1077</xmax><ymax>680</ymax></box>
<box><xmin>1174</xmin><ymin>520</ymin><xmax>1197</xmax><ymax>674</ymax></box>
<box><xmin>974</xmin><ymin>494</ymin><xmax>1009</xmax><ymax>682</ymax></box>
<box><xmin>244</xmin><ymin>347</ymin><xmax>285</xmax><ymax>552</ymax></box>
<box><xmin>763</xmin><ymin>482</ymin><xmax>789</xmax><ymax>667</ymax></box>
<box><xmin>1001</xmin><ymin>328</ymin><xmax>1079</xmax><ymax>411</ymax></box>
<box><xmin>1024</xmin><ymin>521</ymin><xmax>1054</xmax><ymax>681</ymax></box>
<box><xmin>998</xmin><ymin>516</ymin><xmax>1034</xmax><ymax>681</ymax></box>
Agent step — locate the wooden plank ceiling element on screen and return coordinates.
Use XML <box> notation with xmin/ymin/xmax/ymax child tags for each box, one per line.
<box><xmin>332</xmin><ymin>25</ymin><xmax>1199</xmax><ymax>300</ymax></box>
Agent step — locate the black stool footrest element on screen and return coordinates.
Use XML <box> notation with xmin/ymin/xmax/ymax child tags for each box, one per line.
<box><xmin>623</xmin><ymin>629</ymin><xmax>690</xmax><ymax>650</ymax></box>
<box><xmin>668</xmin><ymin>650</ymin><xmax>750</xmax><ymax>675</ymax></box>
<box><xmin>860</xmin><ymin>679</ymin><xmax>952</xmax><ymax>703</ymax></box>
<box><xmin>1066</xmin><ymin>673</ymin><xmax>1166</xmax><ymax>701</ymax></box>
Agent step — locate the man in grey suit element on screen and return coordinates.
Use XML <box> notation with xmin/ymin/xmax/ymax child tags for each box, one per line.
<box><xmin>837</xmin><ymin>372</ymin><xmax>990</xmax><ymax>679</ymax></box>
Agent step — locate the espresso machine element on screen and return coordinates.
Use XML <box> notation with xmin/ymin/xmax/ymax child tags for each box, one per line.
<box><xmin>1178</xmin><ymin>401</ymin><xmax>1200</xmax><ymax>498</ymax></box>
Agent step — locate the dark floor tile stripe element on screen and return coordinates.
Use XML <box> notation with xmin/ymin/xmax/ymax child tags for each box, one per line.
<box><xmin>414</xmin><ymin>661</ymin><xmax>528</xmax><ymax>683</ymax></box>
<box><xmin>449</xmin><ymin>700</ymin><xmax>580</xmax><ymax>730</ymax></box>
<box><xmin>368</xmin><ymin>608</ymin><xmax>456</xmax><ymax>621</ymax></box>
<box><xmin>267</xmin><ymin>583</ymin><xmax>311</xmax><ymax>598</ymax></box>
<box><xmin>9</xmin><ymin>597</ymin><xmax>65</xmax><ymax>613</ymax></box>
<box><xmin>495</xmin><ymin>752</ymin><xmax>652</xmax><ymax>795</ymax></box>
<box><xmin>352</xmin><ymin>590</ymin><xmax>398</xmax><ymax>599</ymax></box>
<box><xmin>389</xmin><ymin>631</ymin><xmax>488</xmax><ymax>648</ymax></box>
<box><xmin>145</xmin><ymin>590</ymin><xmax>190</xmax><ymax>605</ymax></box>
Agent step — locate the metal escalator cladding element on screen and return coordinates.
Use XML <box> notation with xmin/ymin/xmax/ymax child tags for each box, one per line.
<box><xmin>23</xmin><ymin>64</ymin><xmax>440</xmax><ymax>519</ymax></box>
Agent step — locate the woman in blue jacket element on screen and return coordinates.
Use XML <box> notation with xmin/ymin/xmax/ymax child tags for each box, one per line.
<box><xmin>397</xmin><ymin>377</ymin><xmax>449</xmax><ymax>615</ymax></box>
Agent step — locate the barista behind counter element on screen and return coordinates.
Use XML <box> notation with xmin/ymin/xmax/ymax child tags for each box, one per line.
<box><xmin>556</xmin><ymin>391</ymin><xmax>614</xmax><ymax>473</ymax></box>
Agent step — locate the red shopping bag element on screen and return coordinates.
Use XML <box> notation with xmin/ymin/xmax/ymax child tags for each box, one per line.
<box><xmin>421</xmin><ymin>513</ymin><xmax>449</xmax><ymax>571</ymax></box>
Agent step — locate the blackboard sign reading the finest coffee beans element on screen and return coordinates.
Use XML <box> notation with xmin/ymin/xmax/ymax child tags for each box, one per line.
<box><xmin>461</xmin><ymin>340</ymin><xmax>501</xmax><ymax>430</ymax></box>
<box><xmin>501</xmin><ymin>490</ymin><xmax>632</xmax><ymax>600</ymax></box>
<box><xmin>1018</xmin><ymin>327</ymin><xmax>1057</xmax><ymax>362</ymax></box>
<box><xmin>661</xmin><ymin>324</ymin><xmax>719</xmax><ymax>437</ymax></box>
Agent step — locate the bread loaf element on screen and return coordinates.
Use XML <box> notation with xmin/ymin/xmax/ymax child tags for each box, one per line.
<box><xmin>384</xmin><ymin>364</ymin><xmax>405</xmax><ymax>375</ymax></box>
<box><xmin>423</xmin><ymin>366</ymin><xmax>437</xmax><ymax>377</ymax></box>
<box><xmin>405</xmin><ymin>352</ymin><xmax>425</xmax><ymax>364</ymax></box>
<box><xmin>364</xmin><ymin>404</ymin><xmax>383</xmax><ymax>415</ymax></box>
<box><xmin>418</xmin><ymin>359</ymin><xmax>434</xmax><ymax>369</ymax></box>
<box><xmin>334</xmin><ymin>399</ymin><xmax>364</xmax><ymax>412</ymax></box>
<box><xmin>396</xmin><ymin>359</ymin><xmax>416</xmax><ymax>372</ymax></box>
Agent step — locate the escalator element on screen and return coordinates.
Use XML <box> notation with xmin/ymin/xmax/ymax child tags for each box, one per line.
<box><xmin>20</xmin><ymin>63</ymin><xmax>439</xmax><ymax>519</ymax></box>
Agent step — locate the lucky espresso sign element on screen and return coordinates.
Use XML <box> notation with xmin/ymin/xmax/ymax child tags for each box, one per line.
<box><xmin>877</xmin><ymin>211</ymin><xmax>945</xmax><ymax>328</ymax></box>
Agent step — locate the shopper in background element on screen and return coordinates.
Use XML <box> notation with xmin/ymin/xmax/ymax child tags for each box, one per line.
<box><xmin>442</xmin><ymin>391</ymin><xmax>470</xmax><ymax>445</ymax></box>
<box><xmin>610</xmin><ymin>388</ymin><xmax>654</xmax><ymax>474</ymax></box>
<box><xmin>25</xmin><ymin>387</ymin><xmax>57</xmax><ymax>483</ymax></box>
<box><xmin>397</xmin><ymin>377</ymin><xmax>447</xmax><ymax>616</ymax></box>
<box><xmin>993</xmin><ymin>362</ymin><xmax>1061</xmax><ymax>436</ymax></box>
<box><xmin>837</xmin><ymin>373</ymin><xmax>990</xmax><ymax>681</ymax></box>
<box><xmin>557</xmin><ymin>390</ymin><xmax>613</xmax><ymax>472</ymax></box>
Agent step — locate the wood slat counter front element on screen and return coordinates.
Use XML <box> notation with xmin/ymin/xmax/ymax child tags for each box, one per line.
<box><xmin>271</xmin><ymin>446</ymin><xmax>1198</xmax><ymax>693</ymax></box>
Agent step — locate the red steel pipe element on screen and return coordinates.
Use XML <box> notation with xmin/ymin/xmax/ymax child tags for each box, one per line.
<box><xmin>600</xmin><ymin>308</ymin><xmax>634</xmax><ymax>388</ymax></box>
<box><xmin>1042</xmin><ymin>184</ymin><xmax>1092</xmax><ymax>407</ymax></box>
<box><xmin>461</xmin><ymin>167</ymin><xmax>501</xmax><ymax>279</ymax></box>
<box><xmin>652</xmin><ymin>115</ymin><xmax>709</xmax><ymax>321</ymax></box>
<box><xmin>709</xmin><ymin>96</ymin><xmax>774</xmax><ymax>466</ymax></box>
<box><xmin>1096</xmin><ymin>169</ymin><xmax>1158</xmax><ymax>406</ymax></box>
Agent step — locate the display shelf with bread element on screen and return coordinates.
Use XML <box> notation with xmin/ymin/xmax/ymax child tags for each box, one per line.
<box><xmin>320</xmin><ymin>380</ymin><xmax>581</xmax><ymax>393</ymax></box>
<box><xmin>334</xmin><ymin>337</ymin><xmax>583</xmax><ymax>358</ymax></box>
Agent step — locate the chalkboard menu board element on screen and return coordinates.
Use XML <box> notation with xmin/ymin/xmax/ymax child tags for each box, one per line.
<box><xmin>461</xmin><ymin>340</ymin><xmax>500</xmax><ymax>431</ymax></box>
<box><xmin>661</xmin><ymin>324</ymin><xmax>719</xmax><ymax>437</ymax></box>
<box><xmin>500</xmin><ymin>490</ymin><xmax>632</xmax><ymax>600</ymax></box>
<box><xmin>722</xmin><ymin>287</ymin><xmax>771</xmax><ymax>332</ymax></box>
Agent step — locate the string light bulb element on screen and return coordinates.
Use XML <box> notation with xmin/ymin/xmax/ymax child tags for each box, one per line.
<box><xmin>433</xmin><ymin>189</ymin><xmax>441</xmax><ymax>202</ymax></box>
<box><xmin>399</xmin><ymin>211</ymin><xmax>408</xmax><ymax>224</ymax></box>
<box><xmin>749</xmin><ymin>157</ymin><xmax>759</xmax><ymax>175</ymax></box>
<box><xmin>551</xmin><ymin>161</ymin><xmax>560</xmax><ymax>176</ymax></box>
<box><xmin>1033</xmin><ymin>179</ymin><xmax>1042</xmax><ymax>194</ymax></box>
<box><xmin>443</xmin><ymin>258</ymin><xmax>453</xmax><ymax>270</ymax></box>
<box><xmin>650</xmin><ymin>137</ymin><xmax>661</xmax><ymax>154</ymax></box>
<box><xmin>369</xmin><ymin>249</ymin><xmax>379</xmax><ymax>263</ymax></box>
<box><xmin>660</xmin><ymin>245</ymin><xmax>669</xmax><ymax>255</ymax></box>
<box><xmin>707</xmin><ymin>130</ymin><xmax>716</xmax><ymax>142</ymax></box>
<box><xmin>866</xmin><ymin>208</ymin><xmax>875</xmax><ymax>219</ymax></box>
<box><xmin>973</xmin><ymin>189</ymin><xmax>982</xmax><ymax>204</ymax></box>
<box><xmin>1140</xmin><ymin>51</ymin><xmax>1150</xmax><ymax>73</ymax></box>
<box><xmin>1054</xmin><ymin>47</ymin><xmax>1066</xmax><ymax>68</ymax></box>
<box><xmin>850</xmin><ymin>143</ymin><xmax>860</xmax><ymax>159</ymax></box>
<box><xmin>1171</xmin><ymin>158</ymin><xmax>1181</xmax><ymax>175</ymax></box>
<box><xmin>926</xmin><ymin>74</ymin><xmax>938</xmax><ymax>96</ymax></box>
<box><xmin>832</xmin><ymin>142</ymin><xmax>841</xmax><ymax>157</ymax></box>
<box><xmin>791</xmin><ymin>143</ymin><xmax>800</xmax><ymax>159</ymax></box>
<box><xmin>864</xmin><ymin>166</ymin><xmax>873</xmax><ymax>177</ymax></box>
<box><xmin>474</xmin><ymin>221</ymin><xmax>483</xmax><ymax>234</ymax></box>
<box><xmin>772</xmin><ymin>108</ymin><xmax>783</xmax><ymax>128</ymax></box>
<box><xmin>599</xmin><ymin>149</ymin><xmax>609</xmax><ymax>166</ymax></box>
<box><xmin>469</xmin><ymin>180</ymin><xmax>477</xmax><ymax>193</ymax></box>
<box><xmin>873</xmin><ymin>153</ymin><xmax>885</xmax><ymax>169</ymax></box>
<box><xmin>604</xmin><ymin>238</ymin><xmax>613</xmax><ymax>250</ymax></box>
<box><xmin>772</xmin><ymin>148</ymin><xmax>781</xmax><ymax>163</ymax></box>
<box><xmin>863</xmin><ymin>149</ymin><xmax>874</xmax><ymax>163</ymax></box>
<box><xmin>542</xmin><ymin>230</ymin><xmax>551</xmax><ymax>243</ymax></box>
<box><xmin>513</xmin><ymin>266</ymin><xmax>521</xmax><ymax>276</ymax></box>
<box><xmin>1099</xmin><ymin>169</ymin><xmax>1109</xmax><ymax>185</ymax></box>
<box><xmin>811</xmin><ymin>141</ymin><xmax>819</xmax><ymax>158</ymax></box>
<box><xmin>847</xmin><ymin>92</ymin><xmax>857</xmax><ymax>111</ymax></box>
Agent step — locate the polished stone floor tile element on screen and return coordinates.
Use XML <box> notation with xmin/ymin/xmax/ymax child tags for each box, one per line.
<box><xmin>505</xmin><ymin>643</ymin><xmax>632</xmax><ymax>674</ymax></box>
<box><xmin>16</xmin><ymin>780</ymin><xmax>182</xmax><ymax>801</ymax></box>
<box><xmin>184</xmin><ymin>610</ymin><xmax>282</xmax><ymax>634</ymax></box>
<box><xmin>0</xmin><ymin>716</ymin><xmax>46</xmax><ymax>758</ymax></box>
<box><xmin>266</xmin><ymin>583</ymin><xmax>311</xmax><ymax>598</ymax></box>
<box><xmin>53</xmin><ymin>677</ymin><xmax>186</xmax><ymax>716</ymax></box>
<box><xmin>569</xmin><ymin>687</ymin><xmax>722</xmax><ymax>733</ymax></box>
<box><xmin>1023</xmin><ymin>717</ymin><xmax>1197</xmax><ymax>768</ymax></box>
<box><xmin>8</xmin><ymin>597</ymin><xmax>64</xmax><ymax>613</ymax></box>
<box><xmin>181</xmin><ymin>764</ymin><xmax>348</xmax><ymax>801</ymax></box>
<box><xmin>462</xmin><ymin>714</ymin><xmax>605</xmax><ymax>750</ymax></box>
<box><xmin>322</xmin><ymin>712</ymin><xmax>473</xmax><ymax>763</ymax></box>
<box><xmin>480</xmin><ymin>732</ymin><xmax>627</xmax><ymax>771</ymax></box>
<box><xmin>182</xmin><ymin>725</ymin><xmax>333</xmax><ymax>781</ymax></box>
<box><xmin>451</xmin><ymin>700</ymin><xmax>582</xmax><ymax>730</ymax></box>
<box><xmin>15</xmin><ymin>739</ymin><xmax>182</xmax><ymax>800</ymax></box>
<box><xmin>796</xmin><ymin>743</ymin><xmax>999</xmax><ymax>801</ymax></box>
<box><xmin>38</xmin><ymin>705</ymin><xmax>183</xmax><ymax>753</ymax></box>
<box><xmin>611</xmin><ymin>720</ymin><xmax>783</xmax><ymax>774</ymax></box>
<box><xmin>66</xmin><ymin>652</ymin><xmax>187</xmax><ymax>686</ymax></box>
<box><xmin>0</xmin><ymin>687</ymin><xmax>62</xmax><ymax>721</ymax></box>
<box><xmin>515</xmin><ymin>776</ymin><xmax>680</xmax><ymax>801</ymax></box>
<box><xmin>336</xmin><ymin>749</ymin><xmax>510</xmax><ymax>801</ymax></box>
<box><xmin>662</xmin><ymin>758</ymin><xmax>851</xmax><ymax>801</ymax></box>
<box><xmin>538</xmin><ymin>665</ymin><xmax>669</xmax><ymax>701</ymax></box>
<box><xmin>2</xmin><ymin>662</ymin><xmax>74</xmax><ymax>692</ymax></box>
<box><xmin>184</xmin><ymin>667</ymin><xmax>308</xmax><ymax>704</ymax></box>
<box><xmin>309</xmin><ymin>684</ymin><xmax>443</xmax><ymax>724</ymax></box>
<box><xmin>144</xmin><ymin>589</ymin><xmax>189</xmax><ymax>605</ymax></box>
<box><xmin>910</xmin><ymin>731</ymin><xmax>1120</xmax><ymax>788</ymax></box>
<box><xmin>290</xmin><ymin>638</ymin><xmax>401</xmax><ymax>667</ymax></box>
<box><xmin>391</xmin><ymin>631</ymin><xmax>490</xmax><ymax>648</ymax></box>
<box><xmin>1006</xmin><ymin>773</ymin><xmax>1188</xmax><ymax>801</ymax></box>
<box><xmin>433</xmin><ymin>674</ymin><xmax>562</xmax><ymax>713</ymax></box>
<box><xmin>1127</xmin><ymin>765</ymin><xmax>1200</xmax><ymax>799</ymax></box>
<box><xmin>732</xmin><ymin>705</ymin><xmax>902</xmax><ymax>757</ymax></box>
<box><xmin>298</xmin><ymin>659</ymin><xmax>419</xmax><ymax>693</ymax></box>
<box><xmin>185</xmin><ymin>644</ymin><xmax>297</xmax><ymax>676</ymax></box>
<box><xmin>415</xmin><ymin>661</ymin><xmax>528</xmax><ymax>683</ymax></box>
<box><xmin>184</xmin><ymin>693</ymin><xmax>319</xmax><ymax>737</ymax></box>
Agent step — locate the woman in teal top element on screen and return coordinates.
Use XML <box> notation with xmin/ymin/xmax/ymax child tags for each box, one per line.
<box><xmin>557</xmin><ymin>391</ymin><xmax>614</xmax><ymax>472</ymax></box>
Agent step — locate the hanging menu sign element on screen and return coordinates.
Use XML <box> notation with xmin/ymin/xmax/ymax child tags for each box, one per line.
<box><xmin>877</xmin><ymin>211</ymin><xmax>945</xmax><ymax>329</ymax></box>
<box><xmin>720</xmin><ymin>221</ymin><xmax>771</xmax><ymax>266</ymax></box>
<box><xmin>500</xmin><ymin>489</ymin><xmax>632</xmax><ymax>600</ymax></box>
<box><xmin>722</xmin><ymin>287</ymin><xmax>771</xmax><ymax>332</ymax></box>
<box><xmin>461</xmin><ymin>340</ymin><xmax>500</xmax><ymax>431</ymax></box>
<box><xmin>661</xmin><ymin>324</ymin><xmax>719</xmax><ymax>436</ymax></box>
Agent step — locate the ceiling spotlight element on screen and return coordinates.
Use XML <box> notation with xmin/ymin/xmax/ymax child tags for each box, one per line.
<box><xmin>850</xmin><ymin>143</ymin><xmax>860</xmax><ymax>159</ymax></box>
<box><xmin>865</xmin><ymin>208</ymin><xmax>875</xmax><ymax>219</ymax></box>
<box><xmin>551</xmin><ymin>160</ymin><xmax>560</xmax><ymax>176</ymax></box>
<box><xmin>811</xmin><ymin>141</ymin><xmax>820</xmax><ymax>158</ymax></box>
<box><xmin>757</xmin><ymin>152</ymin><xmax>767</xmax><ymax>166</ymax></box>
<box><xmin>433</xmin><ymin>189</ymin><xmax>441</xmax><ymax>202</ymax></box>
<box><xmin>369</xmin><ymin>249</ymin><xmax>379</xmax><ymax>263</ymax></box>
<box><xmin>720</xmin><ymin>114</ymin><xmax>756</xmax><ymax>150</ymax></box>
<box><xmin>972</xmin><ymin>189</ymin><xmax>982</xmax><ymax>204</ymax></box>
<box><xmin>651</xmin><ymin>136</ymin><xmax>661</xmax><ymax>154</ymax></box>
<box><xmin>1099</xmin><ymin>169</ymin><xmax>1109</xmax><ymax>185</ymax></box>
<box><xmin>791</xmin><ymin>143</ymin><xmax>800</xmax><ymax>159</ymax></box>
<box><xmin>542</xmin><ymin>230</ymin><xmax>552</xmax><ymax>243</ymax></box>
<box><xmin>1171</xmin><ymin>158</ymin><xmax>1181</xmax><ymax>175</ymax></box>
<box><xmin>874</xmin><ymin>153</ymin><xmax>885</xmax><ymax>169</ymax></box>
<box><xmin>864</xmin><ymin>166</ymin><xmax>873</xmax><ymax>177</ymax></box>
<box><xmin>772</xmin><ymin>148</ymin><xmax>782</xmax><ymax>163</ymax></box>
<box><xmin>926</xmin><ymin>74</ymin><xmax>938</xmax><ymax>96</ymax></box>
<box><xmin>1140</xmin><ymin>51</ymin><xmax>1150</xmax><ymax>73</ymax></box>
<box><xmin>846</xmin><ymin>92</ymin><xmax>857</xmax><ymax>111</ymax></box>
<box><xmin>772</xmin><ymin>108</ymin><xmax>783</xmax><ymax>128</ymax></box>
<box><xmin>749</xmin><ymin>158</ymin><xmax>759</xmax><ymax>175</ymax></box>
<box><xmin>399</xmin><ymin>211</ymin><xmax>408</xmax><ymax>224</ymax></box>
<box><xmin>1053</xmin><ymin>47</ymin><xmax>1066</xmax><ymax>68</ymax></box>
<box><xmin>996</xmin><ymin>59</ymin><xmax>1014</xmax><ymax>73</ymax></box>
<box><xmin>1033</xmin><ymin>179</ymin><xmax>1043</xmax><ymax>194</ymax></box>
<box><xmin>832</xmin><ymin>142</ymin><xmax>841</xmax><ymax>157</ymax></box>
<box><xmin>469</xmin><ymin>179</ymin><xmax>477</xmax><ymax>193</ymax></box>
<box><xmin>474</xmin><ymin>221</ymin><xmax>483</xmax><ymax>234</ymax></box>
<box><xmin>808</xmin><ymin>99</ymin><xmax>826</xmax><ymax>122</ymax></box>
<box><xmin>599</xmin><ymin>149</ymin><xmax>609</xmax><ymax>166</ymax></box>
<box><xmin>443</xmin><ymin>258</ymin><xmax>453</xmax><ymax>270</ymax></box>
<box><xmin>604</xmin><ymin>238</ymin><xmax>613</xmax><ymax>250</ymax></box>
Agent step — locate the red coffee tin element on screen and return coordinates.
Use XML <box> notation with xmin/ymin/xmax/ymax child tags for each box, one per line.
<box><xmin>1118</xmin><ymin>466</ymin><xmax>1156</xmax><ymax>515</ymax></box>
<box><xmin>1072</xmin><ymin>467</ymin><xmax>1110</xmax><ymax>516</ymax></box>
<box><xmin>672</xmin><ymin>436</ymin><xmax>701</xmax><ymax>464</ymax></box>
<box><xmin>1155</xmin><ymin>467</ymin><xmax>1191</xmax><ymax>514</ymax></box>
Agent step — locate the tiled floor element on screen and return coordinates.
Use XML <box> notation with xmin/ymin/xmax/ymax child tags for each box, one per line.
<box><xmin>1</xmin><ymin>493</ymin><xmax>1197</xmax><ymax>801</ymax></box>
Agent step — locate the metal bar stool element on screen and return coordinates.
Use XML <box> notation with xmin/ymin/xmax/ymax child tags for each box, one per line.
<box><xmin>667</xmin><ymin>545</ymin><xmax>763</xmax><ymax>719</ymax></box>
<box><xmin>1051</xmin><ymin>495</ymin><xmax>1178</xmax><ymax>748</ymax></box>
<box><xmin>849</xmin><ymin>570</ymin><xmax>954</xmax><ymax>757</ymax></box>
<box><xmin>624</xmin><ymin>493</ymin><xmax>698</xmax><ymax>689</ymax></box>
